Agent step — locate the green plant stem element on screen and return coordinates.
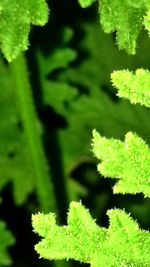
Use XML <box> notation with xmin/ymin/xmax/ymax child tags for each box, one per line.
<box><xmin>10</xmin><ymin>53</ymin><xmax>56</xmax><ymax>213</ymax></box>
<box><xmin>10</xmin><ymin>53</ymin><xmax>72</xmax><ymax>267</ymax></box>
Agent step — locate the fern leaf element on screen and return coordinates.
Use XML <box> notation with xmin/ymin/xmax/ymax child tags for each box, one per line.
<box><xmin>78</xmin><ymin>0</ymin><xmax>150</xmax><ymax>54</ymax></box>
<box><xmin>0</xmin><ymin>0</ymin><xmax>48</xmax><ymax>61</ymax></box>
<box><xmin>111</xmin><ymin>69</ymin><xmax>150</xmax><ymax>108</ymax></box>
<box><xmin>32</xmin><ymin>201</ymin><xmax>150</xmax><ymax>267</ymax></box>
<box><xmin>144</xmin><ymin>10</ymin><xmax>150</xmax><ymax>33</ymax></box>
<box><xmin>92</xmin><ymin>130</ymin><xmax>150</xmax><ymax>197</ymax></box>
<box><xmin>78</xmin><ymin>0</ymin><xmax>96</xmax><ymax>8</ymax></box>
<box><xmin>99</xmin><ymin>0</ymin><xmax>146</xmax><ymax>54</ymax></box>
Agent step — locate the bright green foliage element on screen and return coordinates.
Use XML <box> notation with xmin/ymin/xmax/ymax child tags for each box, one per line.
<box><xmin>0</xmin><ymin>221</ymin><xmax>15</xmax><ymax>266</ymax></box>
<box><xmin>144</xmin><ymin>10</ymin><xmax>150</xmax><ymax>32</ymax></box>
<box><xmin>32</xmin><ymin>201</ymin><xmax>150</xmax><ymax>267</ymax></box>
<box><xmin>99</xmin><ymin>0</ymin><xmax>146</xmax><ymax>54</ymax></box>
<box><xmin>111</xmin><ymin>69</ymin><xmax>150</xmax><ymax>108</ymax></box>
<box><xmin>77</xmin><ymin>0</ymin><xmax>150</xmax><ymax>54</ymax></box>
<box><xmin>78</xmin><ymin>0</ymin><xmax>96</xmax><ymax>8</ymax></box>
<box><xmin>0</xmin><ymin>0</ymin><xmax>49</xmax><ymax>61</ymax></box>
<box><xmin>92</xmin><ymin>130</ymin><xmax>150</xmax><ymax>197</ymax></box>
<box><xmin>0</xmin><ymin>0</ymin><xmax>149</xmax><ymax>266</ymax></box>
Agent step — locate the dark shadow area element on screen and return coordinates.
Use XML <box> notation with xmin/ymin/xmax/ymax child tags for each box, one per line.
<box><xmin>113</xmin><ymin>193</ymin><xmax>150</xmax><ymax>230</ymax></box>
<box><xmin>71</xmin><ymin>161</ymin><xmax>150</xmax><ymax>230</ymax></box>
<box><xmin>71</xmin><ymin>161</ymin><xmax>116</xmax><ymax>228</ymax></box>
<box><xmin>101</xmin><ymin>84</ymin><xmax>119</xmax><ymax>103</ymax></box>
<box><xmin>0</xmin><ymin>185</ymin><xmax>53</xmax><ymax>267</ymax></box>
<box><xmin>40</xmin><ymin>107</ymin><xmax>69</xmax><ymax>224</ymax></box>
<box><xmin>71</xmin><ymin>260</ymin><xmax>90</xmax><ymax>267</ymax></box>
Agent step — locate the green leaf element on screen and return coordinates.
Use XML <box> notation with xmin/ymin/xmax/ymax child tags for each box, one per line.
<box><xmin>99</xmin><ymin>0</ymin><xmax>146</xmax><ymax>54</ymax></box>
<box><xmin>92</xmin><ymin>130</ymin><xmax>150</xmax><ymax>197</ymax></box>
<box><xmin>32</xmin><ymin>201</ymin><xmax>150</xmax><ymax>267</ymax></box>
<box><xmin>144</xmin><ymin>10</ymin><xmax>150</xmax><ymax>34</ymax></box>
<box><xmin>0</xmin><ymin>221</ymin><xmax>15</xmax><ymax>266</ymax></box>
<box><xmin>0</xmin><ymin>0</ymin><xmax>49</xmax><ymax>61</ymax></box>
<box><xmin>78</xmin><ymin>0</ymin><xmax>150</xmax><ymax>54</ymax></box>
<box><xmin>78</xmin><ymin>0</ymin><xmax>96</xmax><ymax>8</ymax></box>
<box><xmin>111</xmin><ymin>69</ymin><xmax>150</xmax><ymax>108</ymax></box>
